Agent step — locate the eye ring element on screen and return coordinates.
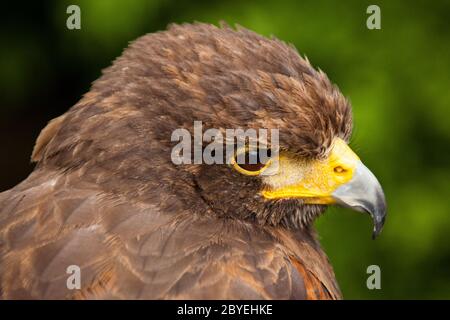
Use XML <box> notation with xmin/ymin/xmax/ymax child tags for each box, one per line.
<box><xmin>230</xmin><ymin>148</ymin><xmax>272</xmax><ymax>176</ymax></box>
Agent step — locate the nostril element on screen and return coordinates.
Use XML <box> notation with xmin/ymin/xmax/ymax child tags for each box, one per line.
<box><xmin>334</xmin><ymin>166</ymin><xmax>346</xmax><ymax>173</ymax></box>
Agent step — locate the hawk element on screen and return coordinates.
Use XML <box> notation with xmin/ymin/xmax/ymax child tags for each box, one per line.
<box><xmin>0</xmin><ymin>23</ymin><xmax>386</xmax><ymax>299</ymax></box>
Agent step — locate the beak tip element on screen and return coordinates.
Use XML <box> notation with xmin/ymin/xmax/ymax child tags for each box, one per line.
<box><xmin>371</xmin><ymin>211</ymin><xmax>386</xmax><ymax>239</ymax></box>
<box><xmin>372</xmin><ymin>228</ymin><xmax>380</xmax><ymax>240</ymax></box>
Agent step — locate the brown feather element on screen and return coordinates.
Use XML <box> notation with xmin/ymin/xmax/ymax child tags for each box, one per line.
<box><xmin>0</xmin><ymin>23</ymin><xmax>350</xmax><ymax>299</ymax></box>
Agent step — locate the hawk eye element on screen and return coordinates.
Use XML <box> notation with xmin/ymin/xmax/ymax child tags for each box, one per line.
<box><xmin>231</xmin><ymin>148</ymin><xmax>272</xmax><ymax>176</ymax></box>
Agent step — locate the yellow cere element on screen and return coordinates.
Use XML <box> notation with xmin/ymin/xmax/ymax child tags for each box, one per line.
<box><xmin>261</xmin><ymin>138</ymin><xmax>360</xmax><ymax>203</ymax></box>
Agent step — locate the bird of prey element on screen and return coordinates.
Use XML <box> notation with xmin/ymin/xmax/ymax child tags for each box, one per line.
<box><xmin>0</xmin><ymin>23</ymin><xmax>386</xmax><ymax>299</ymax></box>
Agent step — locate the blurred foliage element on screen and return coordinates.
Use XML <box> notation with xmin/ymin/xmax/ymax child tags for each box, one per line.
<box><xmin>1</xmin><ymin>0</ymin><xmax>450</xmax><ymax>299</ymax></box>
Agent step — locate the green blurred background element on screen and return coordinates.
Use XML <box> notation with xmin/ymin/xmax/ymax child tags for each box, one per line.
<box><xmin>1</xmin><ymin>0</ymin><xmax>449</xmax><ymax>299</ymax></box>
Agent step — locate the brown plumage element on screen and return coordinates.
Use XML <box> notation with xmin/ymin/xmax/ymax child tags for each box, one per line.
<box><xmin>0</xmin><ymin>23</ymin><xmax>367</xmax><ymax>299</ymax></box>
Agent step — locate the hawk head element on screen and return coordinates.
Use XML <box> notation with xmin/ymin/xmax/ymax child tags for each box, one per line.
<box><xmin>33</xmin><ymin>23</ymin><xmax>386</xmax><ymax>238</ymax></box>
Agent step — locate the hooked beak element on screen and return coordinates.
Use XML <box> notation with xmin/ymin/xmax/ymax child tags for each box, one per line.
<box><xmin>261</xmin><ymin>138</ymin><xmax>387</xmax><ymax>238</ymax></box>
<box><xmin>332</xmin><ymin>161</ymin><xmax>386</xmax><ymax>238</ymax></box>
